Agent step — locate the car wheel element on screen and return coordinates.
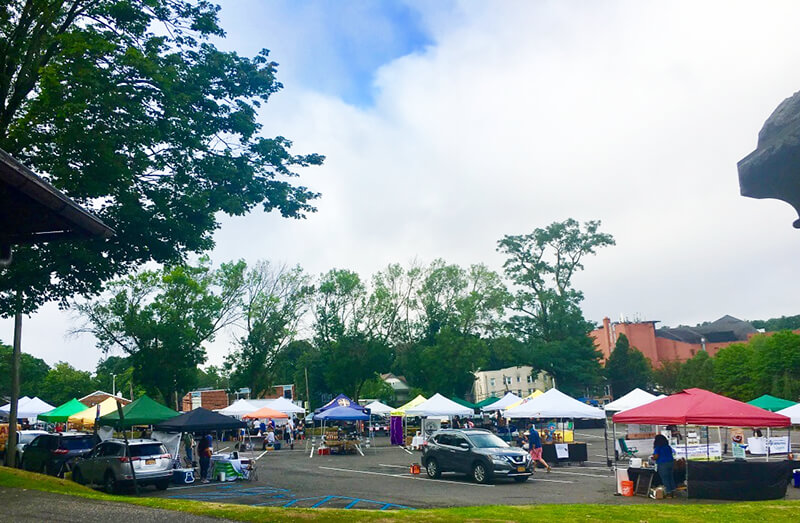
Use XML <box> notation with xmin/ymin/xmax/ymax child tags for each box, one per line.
<box><xmin>425</xmin><ymin>458</ymin><xmax>441</xmax><ymax>479</ymax></box>
<box><xmin>104</xmin><ymin>471</ymin><xmax>118</xmax><ymax>494</ymax></box>
<box><xmin>156</xmin><ymin>479</ymin><xmax>170</xmax><ymax>491</ymax></box>
<box><xmin>514</xmin><ymin>475</ymin><xmax>529</xmax><ymax>483</ymax></box>
<box><xmin>472</xmin><ymin>462</ymin><xmax>490</xmax><ymax>484</ymax></box>
<box><xmin>72</xmin><ymin>468</ymin><xmax>84</xmax><ymax>485</ymax></box>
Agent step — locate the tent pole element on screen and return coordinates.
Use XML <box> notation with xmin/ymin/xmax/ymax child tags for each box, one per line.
<box><xmin>684</xmin><ymin>424</ymin><xmax>689</xmax><ymax>498</ymax></box>
<box><xmin>766</xmin><ymin>427</ymin><xmax>770</xmax><ymax>462</ymax></box>
<box><xmin>603</xmin><ymin>414</ymin><xmax>610</xmax><ymax>467</ymax></box>
<box><xmin>706</xmin><ymin>426</ymin><xmax>709</xmax><ymax>461</ymax></box>
<box><xmin>612</xmin><ymin>422</ymin><xmax>617</xmax><ymax>463</ymax></box>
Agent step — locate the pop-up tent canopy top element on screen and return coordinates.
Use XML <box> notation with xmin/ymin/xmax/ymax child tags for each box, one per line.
<box><xmin>776</xmin><ymin>403</ymin><xmax>800</xmax><ymax>425</ymax></box>
<box><xmin>37</xmin><ymin>398</ymin><xmax>87</xmax><ymax>423</ymax></box>
<box><xmin>603</xmin><ymin>388</ymin><xmax>662</xmax><ymax>413</ymax></box>
<box><xmin>481</xmin><ymin>392</ymin><xmax>523</xmax><ymax>412</ymax></box>
<box><xmin>1</xmin><ymin>397</ymin><xmax>54</xmax><ymax>419</ymax></box>
<box><xmin>265</xmin><ymin>397</ymin><xmax>305</xmax><ymax>415</ymax></box>
<box><xmin>217</xmin><ymin>399</ymin><xmax>257</xmax><ymax>417</ymax></box>
<box><xmin>747</xmin><ymin>394</ymin><xmax>797</xmax><ymax>413</ymax></box>
<box><xmin>390</xmin><ymin>395</ymin><xmax>427</xmax><ymax>417</ymax></box>
<box><xmin>155</xmin><ymin>407</ymin><xmax>245</xmax><ymax>432</ymax></box>
<box><xmin>503</xmin><ymin>390</ymin><xmax>544</xmax><ymax>411</ymax></box>
<box><xmin>68</xmin><ymin>397</ymin><xmax>121</xmax><ymax>427</ymax></box>
<box><xmin>613</xmin><ymin>388</ymin><xmax>791</xmax><ymax>427</ymax></box>
<box><xmin>405</xmin><ymin>393</ymin><xmax>474</xmax><ymax>417</ymax></box>
<box><xmin>364</xmin><ymin>401</ymin><xmax>393</xmax><ymax>416</ymax></box>
<box><xmin>504</xmin><ymin>388</ymin><xmax>605</xmax><ymax>419</ymax></box>
<box><xmin>242</xmin><ymin>406</ymin><xmax>288</xmax><ymax>420</ymax></box>
<box><xmin>0</xmin><ymin>396</ymin><xmax>30</xmax><ymax>414</ymax></box>
<box><xmin>313</xmin><ymin>394</ymin><xmax>369</xmax><ymax>421</ymax></box>
<box><xmin>99</xmin><ymin>395</ymin><xmax>179</xmax><ymax>428</ymax></box>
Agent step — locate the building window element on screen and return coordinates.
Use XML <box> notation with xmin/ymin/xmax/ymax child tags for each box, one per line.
<box><xmin>516</xmin><ymin>376</ymin><xmax>521</xmax><ymax>383</ymax></box>
<box><xmin>504</xmin><ymin>377</ymin><xmax>512</xmax><ymax>385</ymax></box>
<box><xmin>528</xmin><ymin>388</ymin><xmax>534</xmax><ymax>394</ymax></box>
<box><xmin>527</xmin><ymin>375</ymin><xmax>533</xmax><ymax>383</ymax></box>
<box><xmin>490</xmin><ymin>378</ymin><xmax>496</xmax><ymax>387</ymax></box>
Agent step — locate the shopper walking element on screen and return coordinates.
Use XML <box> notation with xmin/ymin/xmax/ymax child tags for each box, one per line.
<box><xmin>652</xmin><ymin>434</ymin><xmax>676</xmax><ymax>497</ymax></box>
<box><xmin>198</xmin><ymin>434</ymin><xmax>213</xmax><ymax>483</ymax></box>
<box><xmin>528</xmin><ymin>423</ymin><xmax>551</xmax><ymax>472</ymax></box>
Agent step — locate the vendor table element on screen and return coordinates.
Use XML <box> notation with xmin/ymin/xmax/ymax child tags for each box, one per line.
<box><xmin>541</xmin><ymin>442</ymin><xmax>588</xmax><ymax>465</ymax></box>
<box><xmin>686</xmin><ymin>460</ymin><xmax>794</xmax><ymax>500</ymax></box>
<box><xmin>627</xmin><ymin>465</ymin><xmax>685</xmax><ymax>491</ymax></box>
<box><xmin>210</xmin><ymin>454</ymin><xmax>251</xmax><ymax>481</ymax></box>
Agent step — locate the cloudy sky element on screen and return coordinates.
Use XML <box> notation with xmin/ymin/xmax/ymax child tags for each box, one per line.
<box><xmin>4</xmin><ymin>0</ymin><xmax>800</xmax><ymax>372</ymax></box>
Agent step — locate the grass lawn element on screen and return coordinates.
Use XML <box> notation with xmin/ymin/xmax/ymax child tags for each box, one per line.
<box><xmin>2</xmin><ymin>466</ymin><xmax>800</xmax><ymax>521</ymax></box>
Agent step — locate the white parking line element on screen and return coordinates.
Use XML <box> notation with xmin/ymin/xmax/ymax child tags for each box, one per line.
<box><xmin>255</xmin><ymin>450</ymin><xmax>269</xmax><ymax>461</ymax></box>
<box><xmin>533</xmin><ymin>478</ymin><xmax>574</xmax><ymax>484</ymax></box>
<box><xmin>547</xmin><ymin>470</ymin><xmax>614</xmax><ymax>479</ymax></box>
<box><xmin>318</xmin><ymin>466</ymin><xmax>495</xmax><ymax>487</ymax></box>
<box><xmin>378</xmin><ymin>464</ymin><xmax>410</xmax><ymax>469</ymax></box>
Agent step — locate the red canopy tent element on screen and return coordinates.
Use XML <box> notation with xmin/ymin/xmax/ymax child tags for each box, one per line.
<box><xmin>612</xmin><ymin>388</ymin><xmax>790</xmax><ymax>427</ymax></box>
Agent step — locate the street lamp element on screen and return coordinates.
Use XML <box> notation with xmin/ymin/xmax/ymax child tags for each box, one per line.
<box><xmin>112</xmin><ymin>374</ymin><xmax>117</xmax><ymax>396</ymax></box>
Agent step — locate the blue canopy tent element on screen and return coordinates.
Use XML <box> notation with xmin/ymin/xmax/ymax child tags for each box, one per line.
<box><xmin>310</xmin><ymin>395</ymin><xmax>370</xmax><ymax>457</ymax></box>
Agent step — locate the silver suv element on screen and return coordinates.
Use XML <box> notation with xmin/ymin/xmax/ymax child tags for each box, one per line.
<box><xmin>72</xmin><ymin>439</ymin><xmax>173</xmax><ymax>493</ymax></box>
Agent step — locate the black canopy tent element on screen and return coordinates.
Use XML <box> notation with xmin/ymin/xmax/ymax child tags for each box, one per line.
<box><xmin>1</xmin><ymin>148</ymin><xmax>114</xmax><ymax>467</ymax></box>
<box><xmin>154</xmin><ymin>407</ymin><xmax>246</xmax><ymax>433</ymax></box>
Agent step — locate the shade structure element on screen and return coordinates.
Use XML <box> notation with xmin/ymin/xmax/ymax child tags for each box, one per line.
<box><xmin>313</xmin><ymin>404</ymin><xmax>370</xmax><ymax>421</ymax></box>
<box><xmin>603</xmin><ymin>388</ymin><xmax>661</xmax><ymax>413</ymax></box>
<box><xmin>503</xmin><ymin>390</ymin><xmax>544</xmax><ymax>411</ymax></box>
<box><xmin>37</xmin><ymin>398</ymin><xmax>88</xmax><ymax>423</ymax></box>
<box><xmin>776</xmin><ymin>403</ymin><xmax>800</xmax><ymax>425</ymax></box>
<box><xmin>217</xmin><ymin>399</ymin><xmax>258</xmax><ymax>417</ymax></box>
<box><xmin>68</xmin><ymin>397</ymin><xmax>121</xmax><ymax>427</ymax></box>
<box><xmin>747</xmin><ymin>394</ymin><xmax>797</xmax><ymax>412</ymax></box>
<box><xmin>364</xmin><ymin>400</ymin><xmax>393</xmax><ymax>416</ymax></box>
<box><xmin>390</xmin><ymin>394</ymin><xmax>427</xmax><ymax>417</ymax></box>
<box><xmin>242</xmin><ymin>406</ymin><xmax>289</xmax><ymax>420</ymax></box>
<box><xmin>1</xmin><ymin>397</ymin><xmax>54</xmax><ymax>419</ymax></box>
<box><xmin>155</xmin><ymin>407</ymin><xmax>245</xmax><ymax>432</ymax></box>
<box><xmin>505</xmin><ymin>388</ymin><xmax>605</xmax><ymax>419</ymax></box>
<box><xmin>98</xmin><ymin>395</ymin><xmax>179</xmax><ymax>428</ymax></box>
<box><xmin>0</xmin><ymin>396</ymin><xmax>30</xmax><ymax>414</ymax></box>
<box><xmin>475</xmin><ymin>396</ymin><xmax>502</xmax><ymax>409</ymax></box>
<box><xmin>449</xmin><ymin>396</ymin><xmax>479</xmax><ymax>410</ymax></box>
<box><xmin>613</xmin><ymin>388</ymin><xmax>791</xmax><ymax>427</ymax></box>
<box><xmin>481</xmin><ymin>392</ymin><xmax>523</xmax><ymax>412</ymax></box>
<box><xmin>264</xmin><ymin>397</ymin><xmax>305</xmax><ymax>415</ymax></box>
<box><xmin>405</xmin><ymin>393</ymin><xmax>474</xmax><ymax>417</ymax></box>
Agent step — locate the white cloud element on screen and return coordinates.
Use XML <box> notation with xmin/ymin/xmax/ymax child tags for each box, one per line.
<box><xmin>6</xmin><ymin>0</ymin><xmax>800</xmax><ymax>370</ymax></box>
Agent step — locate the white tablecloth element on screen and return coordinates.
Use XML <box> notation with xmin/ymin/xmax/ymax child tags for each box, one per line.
<box><xmin>410</xmin><ymin>435</ymin><xmax>425</xmax><ymax>449</ymax></box>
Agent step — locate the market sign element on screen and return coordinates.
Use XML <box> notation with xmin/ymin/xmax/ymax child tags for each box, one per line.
<box><xmin>747</xmin><ymin>436</ymin><xmax>789</xmax><ymax>455</ymax></box>
<box><xmin>672</xmin><ymin>443</ymin><xmax>722</xmax><ymax>461</ymax></box>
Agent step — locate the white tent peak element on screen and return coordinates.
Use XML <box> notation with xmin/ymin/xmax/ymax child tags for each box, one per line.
<box><xmin>776</xmin><ymin>403</ymin><xmax>800</xmax><ymax>425</ymax></box>
<box><xmin>504</xmin><ymin>388</ymin><xmax>604</xmax><ymax>419</ymax></box>
<box><xmin>603</xmin><ymin>388</ymin><xmax>661</xmax><ymax>413</ymax></box>
<box><xmin>481</xmin><ymin>392</ymin><xmax>523</xmax><ymax>412</ymax></box>
<box><xmin>404</xmin><ymin>393</ymin><xmax>474</xmax><ymax>417</ymax></box>
<box><xmin>364</xmin><ymin>400</ymin><xmax>393</xmax><ymax>415</ymax></box>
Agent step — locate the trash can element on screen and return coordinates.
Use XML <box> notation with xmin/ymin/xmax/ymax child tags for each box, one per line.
<box><xmin>793</xmin><ymin>469</ymin><xmax>800</xmax><ymax>488</ymax></box>
<box><xmin>621</xmin><ymin>480</ymin><xmax>635</xmax><ymax>497</ymax></box>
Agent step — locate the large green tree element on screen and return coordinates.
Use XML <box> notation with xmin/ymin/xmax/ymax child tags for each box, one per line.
<box><xmin>497</xmin><ymin>219</ymin><xmax>613</xmax><ymax>394</ymax></box>
<box><xmin>676</xmin><ymin>350</ymin><xmax>714</xmax><ymax>391</ymax></box>
<box><xmin>712</xmin><ymin>343</ymin><xmax>757</xmax><ymax>401</ymax></box>
<box><xmin>74</xmin><ymin>259</ymin><xmax>244</xmax><ymax>406</ymax></box>
<box><xmin>39</xmin><ymin>362</ymin><xmax>96</xmax><ymax>406</ymax></box>
<box><xmin>0</xmin><ymin>0</ymin><xmax>322</xmax><ymax>315</ymax></box>
<box><xmin>604</xmin><ymin>334</ymin><xmax>652</xmax><ymax>399</ymax></box>
<box><xmin>753</xmin><ymin>331</ymin><xmax>800</xmax><ymax>400</ymax></box>
<box><xmin>0</xmin><ymin>342</ymin><xmax>50</xmax><ymax>399</ymax></box>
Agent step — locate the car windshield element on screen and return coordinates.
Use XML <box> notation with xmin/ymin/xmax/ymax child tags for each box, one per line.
<box><xmin>130</xmin><ymin>443</ymin><xmax>167</xmax><ymax>457</ymax></box>
<box><xmin>467</xmin><ymin>433</ymin><xmax>509</xmax><ymax>449</ymax></box>
<box><xmin>62</xmin><ymin>437</ymin><xmax>96</xmax><ymax>450</ymax></box>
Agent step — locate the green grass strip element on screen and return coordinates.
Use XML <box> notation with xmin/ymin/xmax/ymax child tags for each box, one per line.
<box><xmin>2</xmin><ymin>466</ymin><xmax>800</xmax><ymax>521</ymax></box>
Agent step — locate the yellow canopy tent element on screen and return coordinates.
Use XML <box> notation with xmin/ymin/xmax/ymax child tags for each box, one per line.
<box><xmin>68</xmin><ymin>397</ymin><xmax>121</xmax><ymax>428</ymax></box>
<box><xmin>391</xmin><ymin>394</ymin><xmax>427</xmax><ymax>417</ymax></box>
<box><xmin>504</xmin><ymin>390</ymin><xmax>543</xmax><ymax>411</ymax></box>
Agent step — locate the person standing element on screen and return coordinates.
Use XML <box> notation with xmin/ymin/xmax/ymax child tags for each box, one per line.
<box><xmin>198</xmin><ymin>434</ymin><xmax>213</xmax><ymax>483</ymax></box>
<box><xmin>528</xmin><ymin>423</ymin><xmax>551</xmax><ymax>472</ymax></box>
<box><xmin>287</xmin><ymin>417</ymin><xmax>295</xmax><ymax>450</ymax></box>
<box><xmin>652</xmin><ymin>434</ymin><xmax>676</xmax><ymax>497</ymax></box>
<box><xmin>182</xmin><ymin>432</ymin><xmax>194</xmax><ymax>465</ymax></box>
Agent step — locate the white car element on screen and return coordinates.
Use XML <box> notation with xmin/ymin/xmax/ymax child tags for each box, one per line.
<box><xmin>13</xmin><ymin>430</ymin><xmax>48</xmax><ymax>467</ymax></box>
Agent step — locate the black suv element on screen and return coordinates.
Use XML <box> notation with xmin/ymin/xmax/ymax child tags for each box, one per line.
<box><xmin>21</xmin><ymin>432</ymin><xmax>98</xmax><ymax>477</ymax></box>
<box><xmin>421</xmin><ymin>428</ymin><xmax>533</xmax><ymax>484</ymax></box>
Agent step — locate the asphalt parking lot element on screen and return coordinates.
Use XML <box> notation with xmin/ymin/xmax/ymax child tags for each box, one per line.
<box><xmin>140</xmin><ymin>428</ymin><xmax>800</xmax><ymax>511</ymax></box>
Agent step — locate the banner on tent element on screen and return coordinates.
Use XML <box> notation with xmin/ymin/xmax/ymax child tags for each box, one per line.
<box><xmin>747</xmin><ymin>436</ymin><xmax>789</xmax><ymax>455</ymax></box>
<box><xmin>422</xmin><ymin>418</ymin><xmax>441</xmax><ymax>438</ymax></box>
<box><xmin>673</xmin><ymin>443</ymin><xmax>722</xmax><ymax>461</ymax></box>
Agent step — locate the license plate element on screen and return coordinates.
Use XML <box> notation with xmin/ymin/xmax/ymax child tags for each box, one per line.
<box><xmin>145</xmin><ymin>459</ymin><xmax>155</xmax><ymax>465</ymax></box>
<box><xmin>517</xmin><ymin>466</ymin><xmax>526</xmax><ymax>472</ymax></box>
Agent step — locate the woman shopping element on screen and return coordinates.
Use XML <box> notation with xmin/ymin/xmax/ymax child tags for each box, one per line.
<box><xmin>652</xmin><ymin>434</ymin><xmax>676</xmax><ymax>497</ymax></box>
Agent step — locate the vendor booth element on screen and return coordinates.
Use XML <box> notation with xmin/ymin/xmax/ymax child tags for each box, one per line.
<box><xmin>98</xmin><ymin>395</ymin><xmax>179</xmax><ymax>428</ymax></box>
<box><xmin>0</xmin><ymin>397</ymin><xmax>54</xmax><ymax>421</ymax></box>
<box><xmin>37</xmin><ymin>398</ymin><xmax>87</xmax><ymax>423</ymax></box>
<box><xmin>612</xmin><ymin>388</ymin><xmax>793</xmax><ymax>500</ymax></box>
<box><xmin>68</xmin><ymin>397</ymin><xmax>121</xmax><ymax>428</ymax></box>
<box><xmin>405</xmin><ymin>394</ymin><xmax>475</xmax><ymax>447</ymax></box>
<box><xmin>390</xmin><ymin>395</ymin><xmax>427</xmax><ymax>446</ymax></box>
<box><xmin>504</xmin><ymin>388</ymin><xmax>604</xmax><ymax>465</ymax></box>
<box><xmin>503</xmin><ymin>388</ymin><xmax>602</xmax><ymax>463</ymax></box>
<box><xmin>311</xmin><ymin>394</ymin><xmax>369</xmax><ymax>456</ymax></box>
<box><xmin>481</xmin><ymin>392</ymin><xmax>523</xmax><ymax>412</ymax></box>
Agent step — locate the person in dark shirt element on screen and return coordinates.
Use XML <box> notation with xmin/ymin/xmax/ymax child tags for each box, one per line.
<box><xmin>527</xmin><ymin>423</ymin><xmax>551</xmax><ymax>472</ymax></box>
<box><xmin>652</xmin><ymin>434</ymin><xmax>676</xmax><ymax>496</ymax></box>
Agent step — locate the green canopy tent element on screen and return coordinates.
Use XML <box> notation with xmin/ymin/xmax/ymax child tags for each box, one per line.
<box><xmin>475</xmin><ymin>396</ymin><xmax>501</xmax><ymax>409</ymax></box>
<box><xmin>37</xmin><ymin>398</ymin><xmax>87</xmax><ymax>423</ymax></box>
<box><xmin>98</xmin><ymin>395</ymin><xmax>179</xmax><ymax>428</ymax></box>
<box><xmin>747</xmin><ymin>394</ymin><xmax>797</xmax><ymax>412</ymax></box>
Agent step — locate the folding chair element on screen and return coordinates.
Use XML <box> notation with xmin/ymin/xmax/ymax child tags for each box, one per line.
<box><xmin>617</xmin><ymin>438</ymin><xmax>637</xmax><ymax>461</ymax></box>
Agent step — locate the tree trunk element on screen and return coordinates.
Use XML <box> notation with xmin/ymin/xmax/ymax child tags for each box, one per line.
<box><xmin>6</xmin><ymin>309</ymin><xmax>22</xmax><ymax>468</ymax></box>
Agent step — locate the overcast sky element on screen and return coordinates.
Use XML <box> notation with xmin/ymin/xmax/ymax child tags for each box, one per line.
<box><xmin>4</xmin><ymin>0</ymin><xmax>800</xmax><ymax>372</ymax></box>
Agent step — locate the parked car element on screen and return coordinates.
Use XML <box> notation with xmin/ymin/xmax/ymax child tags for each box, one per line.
<box><xmin>421</xmin><ymin>428</ymin><xmax>533</xmax><ymax>484</ymax></box>
<box><xmin>21</xmin><ymin>432</ymin><xmax>98</xmax><ymax>477</ymax></box>
<box><xmin>72</xmin><ymin>439</ymin><xmax>173</xmax><ymax>493</ymax></box>
<box><xmin>13</xmin><ymin>430</ymin><xmax>49</xmax><ymax>467</ymax></box>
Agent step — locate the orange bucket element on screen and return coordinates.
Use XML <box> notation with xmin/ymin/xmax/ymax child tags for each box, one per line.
<box><xmin>410</xmin><ymin>464</ymin><xmax>421</xmax><ymax>474</ymax></box>
<box><xmin>621</xmin><ymin>480</ymin><xmax>634</xmax><ymax>497</ymax></box>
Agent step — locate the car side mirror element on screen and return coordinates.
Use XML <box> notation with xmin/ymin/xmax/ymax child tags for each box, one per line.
<box><xmin>459</xmin><ymin>442</ymin><xmax>470</xmax><ymax>450</ymax></box>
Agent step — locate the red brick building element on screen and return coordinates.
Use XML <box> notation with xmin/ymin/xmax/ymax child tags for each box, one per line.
<box><xmin>591</xmin><ymin>315</ymin><xmax>759</xmax><ymax>366</ymax></box>
<box><xmin>181</xmin><ymin>389</ymin><xmax>229</xmax><ymax>412</ymax></box>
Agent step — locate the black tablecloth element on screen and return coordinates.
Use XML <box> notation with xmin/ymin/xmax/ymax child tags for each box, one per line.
<box><xmin>628</xmin><ymin>465</ymin><xmax>685</xmax><ymax>489</ymax></box>
<box><xmin>541</xmin><ymin>442</ymin><xmax>588</xmax><ymax>464</ymax></box>
<box><xmin>687</xmin><ymin>461</ymin><xmax>794</xmax><ymax>500</ymax></box>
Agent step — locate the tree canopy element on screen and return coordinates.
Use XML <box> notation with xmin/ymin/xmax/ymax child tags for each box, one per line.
<box><xmin>0</xmin><ymin>0</ymin><xmax>322</xmax><ymax>315</ymax></box>
<box><xmin>604</xmin><ymin>334</ymin><xmax>652</xmax><ymax>398</ymax></box>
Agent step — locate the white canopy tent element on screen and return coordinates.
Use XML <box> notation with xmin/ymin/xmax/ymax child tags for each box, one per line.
<box><xmin>0</xmin><ymin>396</ymin><xmax>30</xmax><ymax>415</ymax></box>
<box><xmin>217</xmin><ymin>399</ymin><xmax>258</xmax><ymax>417</ymax></box>
<box><xmin>264</xmin><ymin>397</ymin><xmax>305</xmax><ymax>415</ymax></box>
<box><xmin>364</xmin><ymin>401</ymin><xmax>393</xmax><ymax>415</ymax></box>
<box><xmin>603</xmin><ymin>388</ymin><xmax>661</xmax><ymax>413</ymax></box>
<box><xmin>219</xmin><ymin>397</ymin><xmax>305</xmax><ymax>417</ymax></box>
<box><xmin>0</xmin><ymin>396</ymin><xmax>54</xmax><ymax>420</ymax></box>
<box><xmin>481</xmin><ymin>392</ymin><xmax>523</xmax><ymax>412</ymax></box>
<box><xmin>776</xmin><ymin>403</ymin><xmax>800</xmax><ymax>424</ymax></box>
<box><xmin>405</xmin><ymin>393</ymin><xmax>474</xmax><ymax>417</ymax></box>
<box><xmin>504</xmin><ymin>388</ymin><xmax>605</xmax><ymax>419</ymax></box>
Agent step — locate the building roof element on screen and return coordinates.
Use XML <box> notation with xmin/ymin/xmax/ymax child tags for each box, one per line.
<box><xmin>0</xmin><ymin>148</ymin><xmax>114</xmax><ymax>246</ymax></box>
<box><xmin>656</xmin><ymin>315</ymin><xmax>756</xmax><ymax>344</ymax></box>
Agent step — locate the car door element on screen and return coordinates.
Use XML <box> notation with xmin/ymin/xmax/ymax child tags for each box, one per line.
<box><xmin>22</xmin><ymin>435</ymin><xmax>43</xmax><ymax>470</ymax></box>
<box><xmin>81</xmin><ymin>443</ymin><xmax>104</xmax><ymax>484</ymax></box>
<box><xmin>448</xmin><ymin>434</ymin><xmax>472</xmax><ymax>473</ymax></box>
<box><xmin>434</xmin><ymin>434</ymin><xmax>456</xmax><ymax>472</ymax></box>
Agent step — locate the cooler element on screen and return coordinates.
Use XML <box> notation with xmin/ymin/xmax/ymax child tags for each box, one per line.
<box><xmin>172</xmin><ymin>468</ymin><xmax>195</xmax><ymax>484</ymax></box>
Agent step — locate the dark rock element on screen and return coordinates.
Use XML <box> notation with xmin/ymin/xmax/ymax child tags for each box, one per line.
<box><xmin>738</xmin><ymin>90</ymin><xmax>800</xmax><ymax>227</ymax></box>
